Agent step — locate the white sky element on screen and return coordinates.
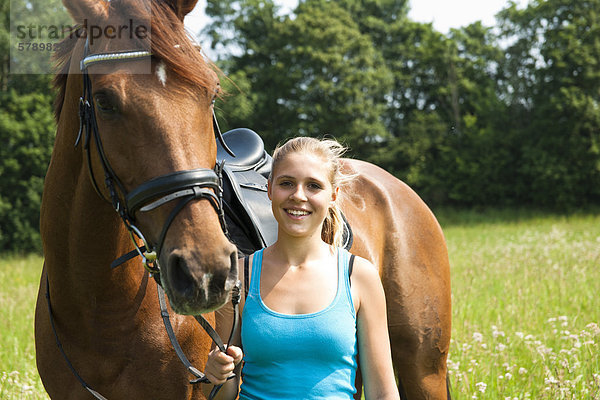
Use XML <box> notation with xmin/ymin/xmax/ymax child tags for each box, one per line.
<box><xmin>185</xmin><ymin>0</ymin><xmax>530</xmax><ymax>38</ymax></box>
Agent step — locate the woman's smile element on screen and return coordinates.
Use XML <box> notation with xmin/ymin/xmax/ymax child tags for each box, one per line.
<box><xmin>285</xmin><ymin>208</ymin><xmax>312</xmax><ymax>218</ymax></box>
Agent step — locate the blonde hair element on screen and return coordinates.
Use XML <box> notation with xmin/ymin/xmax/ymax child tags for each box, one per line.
<box><xmin>270</xmin><ymin>137</ymin><xmax>354</xmax><ymax>248</ymax></box>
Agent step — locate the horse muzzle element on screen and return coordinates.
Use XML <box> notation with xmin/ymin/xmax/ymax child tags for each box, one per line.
<box><xmin>160</xmin><ymin>245</ymin><xmax>238</xmax><ymax>315</ymax></box>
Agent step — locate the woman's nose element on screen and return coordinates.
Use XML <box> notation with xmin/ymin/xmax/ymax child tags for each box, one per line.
<box><xmin>290</xmin><ymin>185</ymin><xmax>307</xmax><ymax>201</ymax></box>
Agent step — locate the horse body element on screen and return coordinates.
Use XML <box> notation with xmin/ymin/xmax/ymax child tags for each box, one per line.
<box><xmin>341</xmin><ymin>159</ymin><xmax>451</xmax><ymax>399</ymax></box>
<box><xmin>36</xmin><ymin>0</ymin><xmax>235</xmax><ymax>398</ymax></box>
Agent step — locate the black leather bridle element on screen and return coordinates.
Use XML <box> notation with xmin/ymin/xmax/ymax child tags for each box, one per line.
<box><xmin>45</xmin><ymin>38</ymin><xmax>239</xmax><ymax>400</ymax></box>
<box><xmin>77</xmin><ymin>38</ymin><xmax>235</xmax><ymax>274</ymax></box>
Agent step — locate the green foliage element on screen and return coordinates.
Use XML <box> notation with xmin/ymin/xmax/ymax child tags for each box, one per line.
<box><xmin>204</xmin><ymin>0</ymin><xmax>600</xmax><ymax>212</ymax></box>
<box><xmin>497</xmin><ymin>0</ymin><xmax>600</xmax><ymax>209</ymax></box>
<box><xmin>0</xmin><ymin>91</ymin><xmax>55</xmax><ymax>253</ymax></box>
<box><xmin>0</xmin><ymin>0</ymin><xmax>62</xmax><ymax>253</ymax></box>
<box><xmin>206</xmin><ymin>0</ymin><xmax>393</xmax><ymax>157</ymax></box>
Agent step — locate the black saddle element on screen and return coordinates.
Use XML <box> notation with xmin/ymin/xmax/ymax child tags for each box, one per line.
<box><xmin>217</xmin><ymin>128</ymin><xmax>353</xmax><ymax>256</ymax></box>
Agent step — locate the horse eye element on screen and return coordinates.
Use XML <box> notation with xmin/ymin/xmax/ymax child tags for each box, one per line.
<box><xmin>94</xmin><ymin>93</ymin><xmax>117</xmax><ymax>113</ymax></box>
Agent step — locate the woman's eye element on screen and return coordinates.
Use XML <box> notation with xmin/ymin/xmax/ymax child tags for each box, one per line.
<box><xmin>308</xmin><ymin>183</ymin><xmax>322</xmax><ymax>190</ymax></box>
<box><xmin>279</xmin><ymin>181</ymin><xmax>293</xmax><ymax>187</ymax></box>
<box><xmin>94</xmin><ymin>94</ymin><xmax>117</xmax><ymax>113</ymax></box>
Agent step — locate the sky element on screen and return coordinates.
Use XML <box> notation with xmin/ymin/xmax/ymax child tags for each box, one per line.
<box><xmin>184</xmin><ymin>0</ymin><xmax>530</xmax><ymax>37</ymax></box>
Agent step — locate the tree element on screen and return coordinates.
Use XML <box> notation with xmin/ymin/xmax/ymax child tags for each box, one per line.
<box><xmin>0</xmin><ymin>90</ymin><xmax>55</xmax><ymax>253</ymax></box>
<box><xmin>205</xmin><ymin>0</ymin><xmax>392</xmax><ymax>158</ymax></box>
<box><xmin>0</xmin><ymin>0</ymin><xmax>65</xmax><ymax>252</ymax></box>
<box><xmin>498</xmin><ymin>0</ymin><xmax>600</xmax><ymax>208</ymax></box>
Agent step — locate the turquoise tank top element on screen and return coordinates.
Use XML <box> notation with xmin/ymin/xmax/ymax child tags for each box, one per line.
<box><xmin>239</xmin><ymin>248</ymin><xmax>358</xmax><ymax>400</ymax></box>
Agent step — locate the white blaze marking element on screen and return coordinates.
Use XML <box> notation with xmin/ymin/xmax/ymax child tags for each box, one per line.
<box><xmin>156</xmin><ymin>61</ymin><xmax>167</xmax><ymax>86</ymax></box>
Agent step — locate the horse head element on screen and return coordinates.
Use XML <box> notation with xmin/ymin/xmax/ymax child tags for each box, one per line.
<box><xmin>58</xmin><ymin>0</ymin><xmax>238</xmax><ymax>314</ymax></box>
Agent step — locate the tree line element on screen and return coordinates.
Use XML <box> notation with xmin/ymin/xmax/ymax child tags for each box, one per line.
<box><xmin>1</xmin><ymin>0</ymin><xmax>599</xmax><ymax>253</ymax></box>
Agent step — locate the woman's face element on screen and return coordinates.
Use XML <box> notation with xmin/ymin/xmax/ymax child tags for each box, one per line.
<box><xmin>268</xmin><ymin>152</ymin><xmax>338</xmax><ymax>240</ymax></box>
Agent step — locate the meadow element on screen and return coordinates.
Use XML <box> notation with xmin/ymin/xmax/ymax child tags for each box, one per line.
<box><xmin>0</xmin><ymin>210</ymin><xmax>598</xmax><ymax>399</ymax></box>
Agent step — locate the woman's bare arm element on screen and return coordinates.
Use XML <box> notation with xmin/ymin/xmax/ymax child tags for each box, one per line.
<box><xmin>352</xmin><ymin>257</ymin><xmax>400</xmax><ymax>400</ymax></box>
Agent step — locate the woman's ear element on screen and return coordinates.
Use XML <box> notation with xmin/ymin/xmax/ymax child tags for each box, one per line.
<box><xmin>267</xmin><ymin>179</ymin><xmax>272</xmax><ymax>200</ymax></box>
<box><xmin>331</xmin><ymin>186</ymin><xmax>339</xmax><ymax>204</ymax></box>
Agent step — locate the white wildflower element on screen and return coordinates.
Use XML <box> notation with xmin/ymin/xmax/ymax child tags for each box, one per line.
<box><xmin>545</xmin><ymin>376</ymin><xmax>559</xmax><ymax>385</ymax></box>
<box><xmin>476</xmin><ymin>382</ymin><xmax>487</xmax><ymax>393</ymax></box>
<box><xmin>586</xmin><ymin>322</ymin><xmax>600</xmax><ymax>337</ymax></box>
<box><xmin>472</xmin><ymin>332</ymin><xmax>483</xmax><ymax>342</ymax></box>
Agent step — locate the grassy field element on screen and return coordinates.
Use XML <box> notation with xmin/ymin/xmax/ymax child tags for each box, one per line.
<box><xmin>0</xmin><ymin>254</ymin><xmax>48</xmax><ymax>399</ymax></box>
<box><xmin>437</xmin><ymin>209</ymin><xmax>600</xmax><ymax>399</ymax></box>
<box><xmin>0</xmin><ymin>210</ymin><xmax>598</xmax><ymax>399</ymax></box>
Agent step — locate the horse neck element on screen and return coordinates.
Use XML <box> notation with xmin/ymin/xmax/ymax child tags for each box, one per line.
<box><xmin>42</xmin><ymin>86</ymin><xmax>141</xmax><ymax>307</ymax></box>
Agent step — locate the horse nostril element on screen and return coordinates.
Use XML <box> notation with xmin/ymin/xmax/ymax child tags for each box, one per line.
<box><xmin>168</xmin><ymin>253</ymin><xmax>195</xmax><ymax>297</ymax></box>
<box><xmin>209</xmin><ymin>268</ymin><xmax>228</xmax><ymax>294</ymax></box>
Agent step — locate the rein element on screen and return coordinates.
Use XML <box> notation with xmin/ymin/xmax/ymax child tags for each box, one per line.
<box><xmin>46</xmin><ymin>37</ymin><xmax>239</xmax><ymax>399</ymax></box>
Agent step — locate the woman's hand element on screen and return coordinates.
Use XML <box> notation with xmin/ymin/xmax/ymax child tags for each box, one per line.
<box><xmin>204</xmin><ymin>345</ymin><xmax>243</xmax><ymax>385</ymax></box>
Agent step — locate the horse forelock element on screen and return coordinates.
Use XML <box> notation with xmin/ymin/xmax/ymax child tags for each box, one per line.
<box><xmin>53</xmin><ymin>0</ymin><xmax>218</xmax><ymax>123</ymax></box>
<box><xmin>148</xmin><ymin>0</ymin><xmax>219</xmax><ymax>95</ymax></box>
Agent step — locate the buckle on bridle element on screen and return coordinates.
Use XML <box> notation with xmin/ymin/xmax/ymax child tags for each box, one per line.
<box><xmin>128</xmin><ymin>224</ymin><xmax>159</xmax><ymax>274</ymax></box>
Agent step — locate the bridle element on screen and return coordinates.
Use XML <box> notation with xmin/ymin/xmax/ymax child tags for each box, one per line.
<box><xmin>77</xmin><ymin>38</ymin><xmax>235</xmax><ymax>274</ymax></box>
<box><xmin>45</xmin><ymin>37</ymin><xmax>239</xmax><ymax>399</ymax></box>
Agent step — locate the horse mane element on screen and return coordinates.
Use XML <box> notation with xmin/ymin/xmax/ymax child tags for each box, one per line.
<box><xmin>53</xmin><ymin>0</ymin><xmax>218</xmax><ymax>123</ymax></box>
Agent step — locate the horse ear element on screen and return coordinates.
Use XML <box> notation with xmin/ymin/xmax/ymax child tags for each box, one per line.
<box><xmin>167</xmin><ymin>0</ymin><xmax>198</xmax><ymax>21</ymax></box>
<box><xmin>62</xmin><ymin>0</ymin><xmax>109</xmax><ymax>25</ymax></box>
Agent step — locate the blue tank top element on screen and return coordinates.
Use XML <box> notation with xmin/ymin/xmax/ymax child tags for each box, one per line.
<box><xmin>239</xmin><ymin>248</ymin><xmax>358</xmax><ymax>400</ymax></box>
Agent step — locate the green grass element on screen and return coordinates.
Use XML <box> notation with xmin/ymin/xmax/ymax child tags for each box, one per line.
<box><xmin>0</xmin><ymin>254</ymin><xmax>48</xmax><ymax>399</ymax></box>
<box><xmin>1</xmin><ymin>210</ymin><xmax>599</xmax><ymax>399</ymax></box>
<box><xmin>436</xmin><ymin>209</ymin><xmax>600</xmax><ymax>399</ymax></box>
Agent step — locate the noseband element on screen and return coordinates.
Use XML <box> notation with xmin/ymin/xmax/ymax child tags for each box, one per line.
<box><xmin>76</xmin><ymin>39</ymin><xmax>235</xmax><ymax>274</ymax></box>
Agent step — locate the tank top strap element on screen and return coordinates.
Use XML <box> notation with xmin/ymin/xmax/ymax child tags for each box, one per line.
<box><xmin>249</xmin><ymin>249</ymin><xmax>264</xmax><ymax>296</ymax></box>
<box><xmin>337</xmin><ymin>247</ymin><xmax>356</xmax><ymax>316</ymax></box>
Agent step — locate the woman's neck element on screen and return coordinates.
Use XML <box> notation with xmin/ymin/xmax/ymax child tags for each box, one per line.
<box><xmin>268</xmin><ymin>231</ymin><xmax>333</xmax><ymax>267</ymax></box>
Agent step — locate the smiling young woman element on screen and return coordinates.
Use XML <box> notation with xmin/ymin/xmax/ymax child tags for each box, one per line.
<box><xmin>202</xmin><ymin>137</ymin><xmax>399</xmax><ymax>400</ymax></box>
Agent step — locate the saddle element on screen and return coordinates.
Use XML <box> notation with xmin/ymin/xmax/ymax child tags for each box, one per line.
<box><xmin>217</xmin><ymin>128</ymin><xmax>353</xmax><ymax>256</ymax></box>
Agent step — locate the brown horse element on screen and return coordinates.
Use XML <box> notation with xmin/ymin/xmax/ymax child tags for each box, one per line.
<box><xmin>35</xmin><ymin>0</ymin><xmax>237</xmax><ymax>398</ymax></box>
<box><xmin>36</xmin><ymin>1</ymin><xmax>451</xmax><ymax>399</ymax></box>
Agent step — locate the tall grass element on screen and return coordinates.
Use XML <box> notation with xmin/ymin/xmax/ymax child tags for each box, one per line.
<box><xmin>0</xmin><ymin>211</ymin><xmax>598</xmax><ymax>399</ymax></box>
<box><xmin>437</xmin><ymin>209</ymin><xmax>600</xmax><ymax>399</ymax></box>
<box><xmin>0</xmin><ymin>254</ymin><xmax>48</xmax><ymax>399</ymax></box>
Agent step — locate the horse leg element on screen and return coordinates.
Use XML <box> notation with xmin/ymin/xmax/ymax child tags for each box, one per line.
<box><xmin>384</xmin><ymin>255</ymin><xmax>451</xmax><ymax>399</ymax></box>
<box><xmin>389</xmin><ymin>322</ymin><xmax>450</xmax><ymax>400</ymax></box>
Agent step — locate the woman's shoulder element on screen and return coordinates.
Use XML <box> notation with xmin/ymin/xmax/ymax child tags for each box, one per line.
<box><xmin>346</xmin><ymin>251</ymin><xmax>381</xmax><ymax>289</ymax></box>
